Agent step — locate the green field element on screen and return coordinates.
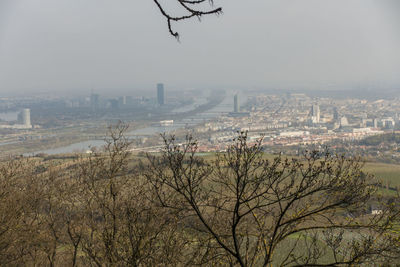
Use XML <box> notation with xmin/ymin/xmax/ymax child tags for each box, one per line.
<box><xmin>38</xmin><ymin>151</ymin><xmax>400</xmax><ymax>195</ymax></box>
<box><xmin>186</xmin><ymin>153</ymin><xmax>400</xmax><ymax>187</ymax></box>
<box><xmin>363</xmin><ymin>162</ymin><xmax>400</xmax><ymax>187</ymax></box>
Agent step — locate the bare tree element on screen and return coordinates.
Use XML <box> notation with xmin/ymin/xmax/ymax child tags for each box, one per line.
<box><xmin>146</xmin><ymin>132</ymin><xmax>400</xmax><ymax>266</ymax></box>
<box><xmin>2</xmin><ymin>127</ymin><xmax>399</xmax><ymax>266</ymax></box>
<box><xmin>0</xmin><ymin>159</ymin><xmax>27</xmax><ymax>265</ymax></box>
<box><xmin>75</xmin><ymin>123</ymin><xmax>187</xmax><ymax>266</ymax></box>
<box><xmin>153</xmin><ymin>0</ymin><xmax>222</xmax><ymax>39</ymax></box>
<box><xmin>0</xmin><ymin>123</ymin><xmax>192</xmax><ymax>266</ymax></box>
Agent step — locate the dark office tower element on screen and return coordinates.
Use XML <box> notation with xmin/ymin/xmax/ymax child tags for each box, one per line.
<box><xmin>234</xmin><ymin>94</ymin><xmax>239</xmax><ymax>112</ymax></box>
<box><xmin>90</xmin><ymin>93</ymin><xmax>100</xmax><ymax>111</ymax></box>
<box><xmin>157</xmin><ymin>83</ymin><xmax>165</xmax><ymax>105</ymax></box>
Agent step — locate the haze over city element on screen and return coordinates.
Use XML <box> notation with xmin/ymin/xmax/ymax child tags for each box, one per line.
<box><xmin>1</xmin><ymin>0</ymin><xmax>400</xmax><ymax>96</ymax></box>
<box><xmin>3</xmin><ymin>1</ymin><xmax>400</xmax><ymax>266</ymax></box>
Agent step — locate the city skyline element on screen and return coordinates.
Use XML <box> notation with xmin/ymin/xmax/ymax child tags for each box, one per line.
<box><xmin>0</xmin><ymin>0</ymin><xmax>399</xmax><ymax>94</ymax></box>
<box><xmin>1</xmin><ymin>1</ymin><xmax>400</xmax><ymax>265</ymax></box>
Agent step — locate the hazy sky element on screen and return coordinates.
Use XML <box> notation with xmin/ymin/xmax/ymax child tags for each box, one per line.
<box><xmin>0</xmin><ymin>0</ymin><xmax>399</xmax><ymax>95</ymax></box>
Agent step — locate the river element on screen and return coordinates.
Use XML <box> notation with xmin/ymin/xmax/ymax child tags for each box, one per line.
<box><xmin>29</xmin><ymin>94</ymin><xmax>233</xmax><ymax>155</ymax></box>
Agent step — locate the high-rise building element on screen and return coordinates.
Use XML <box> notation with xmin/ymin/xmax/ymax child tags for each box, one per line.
<box><xmin>311</xmin><ymin>104</ymin><xmax>320</xmax><ymax>123</ymax></box>
<box><xmin>157</xmin><ymin>83</ymin><xmax>165</xmax><ymax>105</ymax></box>
<box><xmin>90</xmin><ymin>93</ymin><xmax>100</xmax><ymax>111</ymax></box>
<box><xmin>333</xmin><ymin>107</ymin><xmax>339</xmax><ymax>121</ymax></box>
<box><xmin>234</xmin><ymin>94</ymin><xmax>239</xmax><ymax>112</ymax></box>
<box><xmin>21</xmin><ymin>108</ymin><xmax>31</xmax><ymax>126</ymax></box>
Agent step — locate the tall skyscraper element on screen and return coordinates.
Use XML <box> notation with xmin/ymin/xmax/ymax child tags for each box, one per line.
<box><xmin>157</xmin><ymin>83</ymin><xmax>165</xmax><ymax>105</ymax></box>
<box><xmin>311</xmin><ymin>104</ymin><xmax>320</xmax><ymax>123</ymax></box>
<box><xmin>90</xmin><ymin>93</ymin><xmax>100</xmax><ymax>111</ymax></box>
<box><xmin>234</xmin><ymin>94</ymin><xmax>239</xmax><ymax>112</ymax></box>
<box><xmin>21</xmin><ymin>108</ymin><xmax>31</xmax><ymax>126</ymax></box>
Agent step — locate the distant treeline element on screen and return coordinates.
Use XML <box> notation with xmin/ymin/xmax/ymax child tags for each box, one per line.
<box><xmin>358</xmin><ymin>133</ymin><xmax>400</xmax><ymax>146</ymax></box>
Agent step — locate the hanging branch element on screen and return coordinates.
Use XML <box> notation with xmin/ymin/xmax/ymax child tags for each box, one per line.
<box><xmin>153</xmin><ymin>0</ymin><xmax>222</xmax><ymax>39</ymax></box>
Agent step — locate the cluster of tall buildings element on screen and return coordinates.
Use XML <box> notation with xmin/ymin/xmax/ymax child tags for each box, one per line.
<box><xmin>308</xmin><ymin>103</ymin><xmax>395</xmax><ymax>129</ymax></box>
<box><xmin>87</xmin><ymin>83</ymin><xmax>166</xmax><ymax>111</ymax></box>
<box><xmin>309</xmin><ymin>104</ymin><xmax>348</xmax><ymax>126</ymax></box>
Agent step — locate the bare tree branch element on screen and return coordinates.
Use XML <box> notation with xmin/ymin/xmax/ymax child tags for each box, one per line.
<box><xmin>153</xmin><ymin>0</ymin><xmax>222</xmax><ymax>39</ymax></box>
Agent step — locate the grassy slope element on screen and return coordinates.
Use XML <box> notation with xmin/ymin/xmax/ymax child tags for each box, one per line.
<box><xmin>32</xmin><ymin>151</ymin><xmax>400</xmax><ymax>194</ymax></box>
<box><xmin>200</xmin><ymin>153</ymin><xmax>400</xmax><ymax>186</ymax></box>
<box><xmin>363</xmin><ymin>162</ymin><xmax>400</xmax><ymax>187</ymax></box>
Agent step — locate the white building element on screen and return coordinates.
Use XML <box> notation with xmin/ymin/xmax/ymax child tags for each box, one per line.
<box><xmin>160</xmin><ymin>120</ymin><xmax>173</xmax><ymax>126</ymax></box>
<box><xmin>340</xmin><ymin>116</ymin><xmax>349</xmax><ymax>127</ymax></box>
<box><xmin>21</xmin><ymin>108</ymin><xmax>31</xmax><ymax>127</ymax></box>
<box><xmin>279</xmin><ymin>131</ymin><xmax>310</xmax><ymax>138</ymax></box>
